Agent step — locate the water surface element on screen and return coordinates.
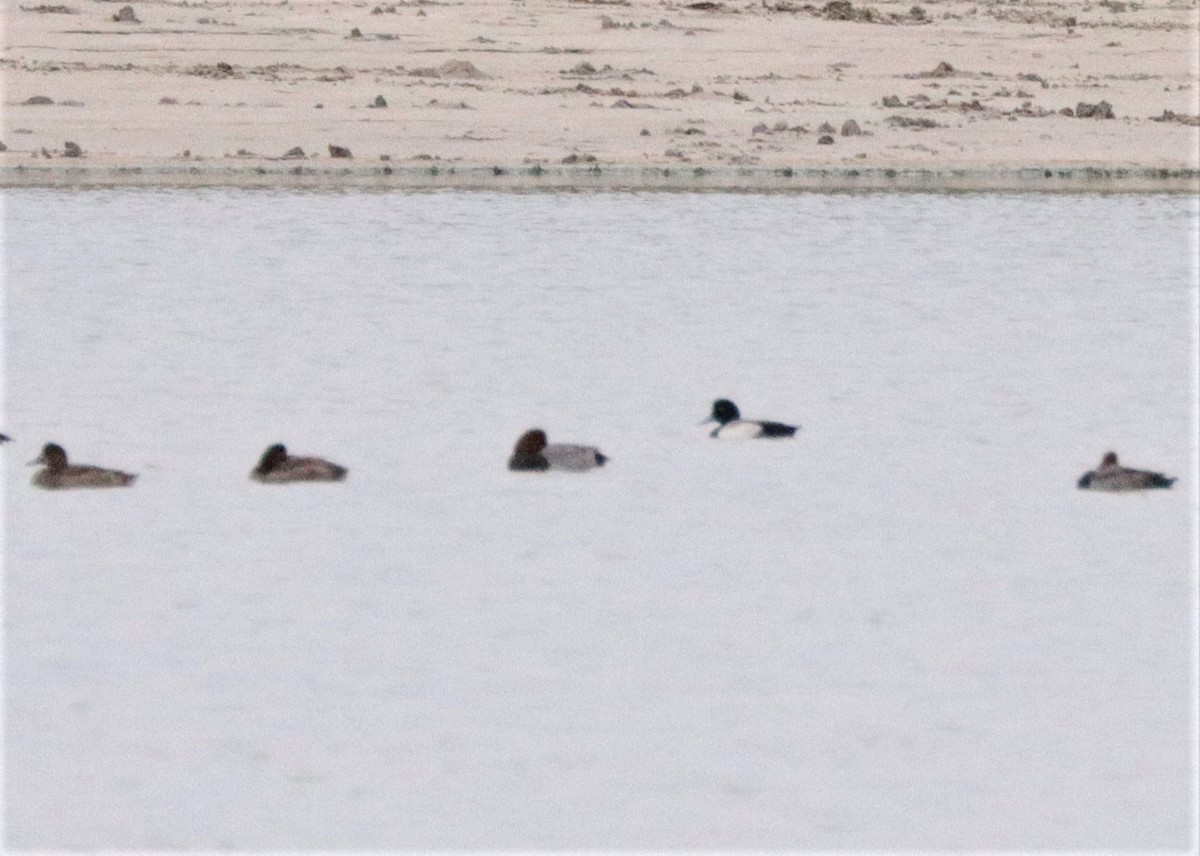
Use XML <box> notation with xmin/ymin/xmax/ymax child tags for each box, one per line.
<box><xmin>3</xmin><ymin>190</ymin><xmax>1196</xmax><ymax>848</ymax></box>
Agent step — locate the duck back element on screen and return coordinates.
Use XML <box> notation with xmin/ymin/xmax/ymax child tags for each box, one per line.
<box><xmin>544</xmin><ymin>443</ymin><xmax>607</xmax><ymax>471</ymax></box>
<box><xmin>33</xmin><ymin>464</ymin><xmax>136</xmax><ymax>489</ymax></box>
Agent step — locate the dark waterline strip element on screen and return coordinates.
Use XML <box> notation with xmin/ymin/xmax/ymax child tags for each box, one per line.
<box><xmin>2</xmin><ymin>163</ymin><xmax>1199</xmax><ymax>194</ymax></box>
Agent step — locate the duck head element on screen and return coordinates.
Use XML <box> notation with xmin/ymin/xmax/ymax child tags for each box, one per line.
<box><xmin>255</xmin><ymin>443</ymin><xmax>289</xmax><ymax>475</ymax></box>
<box><xmin>29</xmin><ymin>443</ymin><xmax>69</xmax><ymax>470</ymax></box>
<box><xmin>705</xmin><ymin>399</ymin><xmax>741</xmax><ymax>425</ymax></box>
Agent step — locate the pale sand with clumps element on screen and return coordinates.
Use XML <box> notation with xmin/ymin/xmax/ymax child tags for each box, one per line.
<box><xmin>1</xmin><ymin>0</ymin><xmax>1198</xmax><ymax>190</ymax></box>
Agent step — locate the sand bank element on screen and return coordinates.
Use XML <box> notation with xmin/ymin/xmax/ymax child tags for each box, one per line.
<box><xmin>2</xmin><ymin>0</ymin><xmax>1198</xmax><ymax>191</ymax></box>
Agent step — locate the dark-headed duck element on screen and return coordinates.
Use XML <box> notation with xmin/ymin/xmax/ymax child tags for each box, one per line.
<box><xmin>703</xmin><ymin>398</ymin><xmax>798</xmax><ymax>439</ymax></box>
<box><xmin>251</xmin><ymin>443</ymin><xmax>347</xmax><ymax>483</ymax></box>
<box><xmin>1077</xmin><ymin>451</ymin><xmax>1175</xmax><ymax>491</ymax></box>
<box><xmin>29</xmin><ymin>443</ymin><xmax>136</xmax><ymax>489</ymax></box>
<box><xmin>508</xmin><ymin>429</ymin><xmax>607</xmax><ymax>472</ymax></box>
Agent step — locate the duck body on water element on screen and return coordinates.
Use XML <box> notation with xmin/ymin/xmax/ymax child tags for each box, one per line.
<box><xmin>6</xmin><ymin>432</ymin><xmax>1180</xmax><ymax>493</ymax></box>
<box><xmin>703</xmin><ymin>399</ymin><xmax>798</xmax><ymax>439</ymax></box>
<box><xmin>508</xmin><ymin>429</ymin><xmax>607</xmax><ymax>472</ymax></box>
<box><xmin>1077</xmin><ymin>451</ymin><xmax>1176</xmax><ymax>492</ymax></box>
<box><xmin>251</xmin><ymin>444</ymin><xmax>348</xmax><ymax>483</ymax></box>
<box><xmin>28</xmin><ymin>443</ymin><xmax>137</xmax><ymax>489</ymax></box>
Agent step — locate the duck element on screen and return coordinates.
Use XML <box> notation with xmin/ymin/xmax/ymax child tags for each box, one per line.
<box><xmin>1077</xmin><ymin>451</ymin><xmax>1175</xmax><ymax>491</ymax></box>
<box><xmin>703</xmin><ymin>398</ymin><xmax>798</xmax><ymax>439</ymax></box>
<box><xmin>508</xmin><ymin>429</ymin><xmax>607</xmax><ymax>472</ymax></box>
<box><xmin>251</xmin><ymin>443</ymin><xmax>347</xmax><ymax>483</ymax></box>
<box><xmin>29</xmin><ymin>442</ymin><xmax>137</xmax><ymax>489</ymax></box>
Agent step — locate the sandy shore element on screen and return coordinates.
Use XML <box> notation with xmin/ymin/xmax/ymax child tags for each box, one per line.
<box><xmin>2</xmin><ymin>0</ymin><xmax>1198</xmax><ymax>191</ymax></box>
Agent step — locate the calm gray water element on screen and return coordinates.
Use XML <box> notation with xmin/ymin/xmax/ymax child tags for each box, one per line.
<box><xmin>3</xmin><ymin>190</ymin><xmax>1197</xmax><ymax>849</ymax></box>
